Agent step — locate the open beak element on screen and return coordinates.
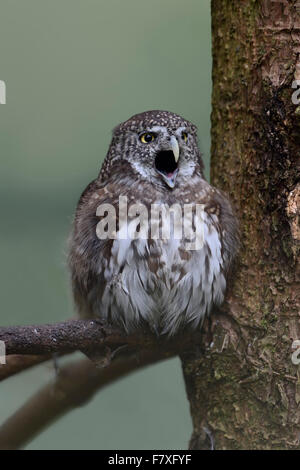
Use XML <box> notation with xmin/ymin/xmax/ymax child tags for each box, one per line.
<box><xmin>155</xmin><ymin>136</ymin><xmax>180</xmax><ymax>189</ymax></box>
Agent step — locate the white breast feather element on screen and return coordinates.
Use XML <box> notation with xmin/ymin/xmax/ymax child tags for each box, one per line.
<box><xmin>95</xmin><ymin>212</ymin><xmax>225</xmax><ymax>335</ymax></box>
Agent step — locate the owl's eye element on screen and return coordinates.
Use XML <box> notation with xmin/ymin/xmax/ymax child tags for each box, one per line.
<box><xmin>140</xmin><ymin>132</ymin><xmax>156</xmax><ymax>144</ymax></box>
<box><xmin>181</xmin><ymin>132</ymin><xmax>188</xmax><ymax>142</ymax></box>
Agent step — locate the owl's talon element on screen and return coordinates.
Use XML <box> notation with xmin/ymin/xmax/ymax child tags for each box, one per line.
<box><xmin>82</xmin><ymin>344</ymin><xmax>129</xmax><ymax>369</ymax></box>
<box><xmin>110</xmin><ymin>344</ymin><xmax>129</xmax><ymax>360</ymax></box>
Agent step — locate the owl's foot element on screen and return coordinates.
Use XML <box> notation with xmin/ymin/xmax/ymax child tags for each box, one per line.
<box><xmin>83</xmin><ymin>344</ymin><xmax>129</xmax><ymax>368</ymax></box>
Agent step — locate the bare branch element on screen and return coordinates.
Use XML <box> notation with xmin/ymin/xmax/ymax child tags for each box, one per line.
<box><xmin>0</xmin><ymin>318</ymin><xmax>199</xmax><ymax>448</ymax></box>
<box><xmin>0</xmin><ymin>349</ymin><xmax>175</xmax><ymax>450</ymax></box>
<box><xmin>0</xmin><ymin>319</ymin><xmax>200</xmax><ymax>357</ymax></box>
<box><xmin>0</xmin><ymin>319</ymin><xmax>201</xmax><ymax>384</ymax></box>
<box><xmin>0</xmin><ymin>319</ymin><xmax>130</xmax><ymax>355</ymax></box>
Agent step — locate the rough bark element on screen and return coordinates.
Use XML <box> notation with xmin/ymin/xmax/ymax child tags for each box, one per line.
<box><xmin>181</xmin><ymin>0</ymin><xmax>300</xmax><ymax>450</ymax></box>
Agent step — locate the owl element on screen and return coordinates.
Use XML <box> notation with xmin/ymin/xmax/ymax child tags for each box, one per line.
<box><xmin>68</xmin><ymin>110</ymin><xmax>239</xmax><ymax>336</ymax></box>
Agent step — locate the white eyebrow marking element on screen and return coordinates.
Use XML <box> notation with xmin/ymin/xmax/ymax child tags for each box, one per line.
<box><xmin>175</xmin><ymin>126</ymin><xmax>187</xmax><ymax>136</ymax></box>
<box><xmin>149</xmin><ymin>125</ymin><xmax>168</xmax><ymax>135</ymax></box>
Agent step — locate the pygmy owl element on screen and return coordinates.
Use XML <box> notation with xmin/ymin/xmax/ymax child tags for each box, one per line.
<box><xmin>68</xmin><ymin>110</ymin><xmax>239</xmax><ymax>335</ymax></box>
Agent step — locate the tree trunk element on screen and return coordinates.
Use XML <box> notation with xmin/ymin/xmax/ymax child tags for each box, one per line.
<box><xmin>181</xmin><ymin>0</ymin><xmax>300</xmax><ymax>450</ymax></box>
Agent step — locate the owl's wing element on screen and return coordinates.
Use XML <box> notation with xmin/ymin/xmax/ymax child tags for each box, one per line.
<box><xmin>210</xmin><ymin>188</ymin><xmax>240</xmax><ymax>272</ymax></box>
<box><xmin>162</xmin><ymin>184</ymin><xmax>239</xmax><ymax>332</ymax></box>
<box><xmin>68</xmin><ymin>178</ymin><xmax>122</xmax><ymax>318</ymax></box>
<box><xmin>181</xmin><ymin>181</ymin><xmax>239</xmax><ymax>274</ymax></box>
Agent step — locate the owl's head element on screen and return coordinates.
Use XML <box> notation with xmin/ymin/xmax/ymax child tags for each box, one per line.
<box><xmin>104</xmin><ymin>110</ymin><xmax>204</xmax><ymax>189</ymax></box>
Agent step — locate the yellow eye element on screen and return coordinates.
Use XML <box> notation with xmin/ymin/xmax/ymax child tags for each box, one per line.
<box><xmin>181</xmin><ymin>132</ymin><xmax>188</xmax><ymax>142</ymax></box>
<box><xmin>140</xmin><ymin>132</ymin><xmax>156</xmax><ymax>144</ymax></box>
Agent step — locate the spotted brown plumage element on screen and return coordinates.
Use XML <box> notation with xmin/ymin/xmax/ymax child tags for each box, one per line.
<box><xmin>68</xmin><ymin>110</ymin><xmax>239</xmax><ymax>335</ymax></box>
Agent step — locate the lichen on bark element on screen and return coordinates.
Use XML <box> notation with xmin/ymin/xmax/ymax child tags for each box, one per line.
<box><xmin>181</xmin><ymin>0</ymin><xmax>300</xmax><ymax>450</ymax></box>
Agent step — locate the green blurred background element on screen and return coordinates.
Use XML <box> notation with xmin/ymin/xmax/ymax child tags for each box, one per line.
<box><xmin>0</xmin><ymin>0</ymin><xmax>211</xmax><ymax>449</ymax></box>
